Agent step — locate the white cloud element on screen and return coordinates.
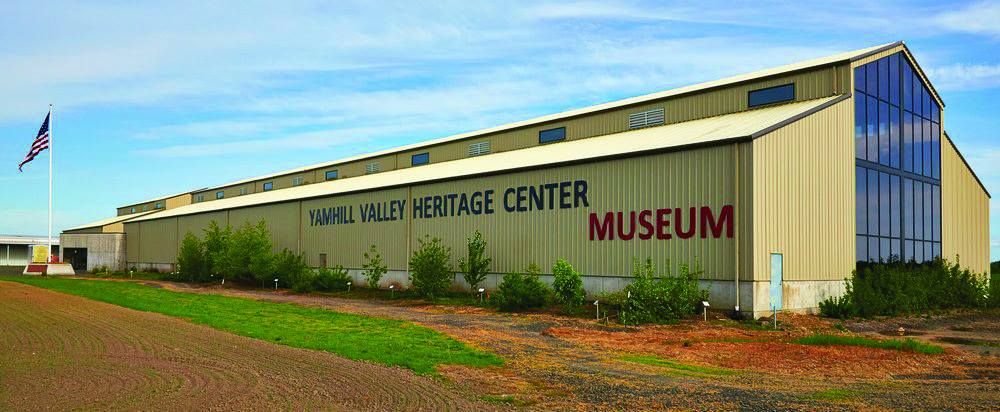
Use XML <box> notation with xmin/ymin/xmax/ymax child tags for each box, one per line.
<box><xmin>925</xmin><ymin>63</ymin><xmax>1000</xmax><ymax>90</ymax></box>
<box><xmin>935</xmin><ymin>1</ymin><xmax>1000</xmax><ymax>37</ymax></box>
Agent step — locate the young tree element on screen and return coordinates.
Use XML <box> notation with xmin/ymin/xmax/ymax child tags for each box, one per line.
<box><xmin>202</xmin><ymin>220</ymin><xmax>231</xmax><ymax>278</ymax></box>
<box><xmin>177</xmin><ymin>232</ymin><xmax>207</xmax><ymax>282</ymax></box>
<box><xmin>552</xmin><ymin>259</ymin><xmax>585</xmax><ymax>306</ymax></box>
<box><xmin>218</xmin><ymin>220</ymin><xmax>273</xmax><ymax>283</ymax></box>
<box><xmin>409</xmin><ymin>235</ymin><xmax>453</xmax><ymax>300</ymax></box>
<box><xmin>458</xmin><ymin>230</ymin><xmax>491</xmax><ymax>293</ymax></box>
<box><xmin>362</xmin><ymin>244</ymin><xmax>388</xmax><ymax>289</ymax></box>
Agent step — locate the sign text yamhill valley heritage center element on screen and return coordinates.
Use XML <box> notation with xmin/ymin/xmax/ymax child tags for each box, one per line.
<box><xmin>307</xmin><ymin>179</ymin><xmax>734</xmax><ymax>241</ymax></box>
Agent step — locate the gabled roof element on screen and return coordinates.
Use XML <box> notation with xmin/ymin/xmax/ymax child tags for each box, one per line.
<box><xmin>63</xmin><ymin>210</ymin><xmax>159</xmax><ymax>232</ymax></box>
<box><xmin>132</xmin><ymin>95</ymin><xmax>845</xmax><ymax>223</ymax></box>
<box><xmin>195</xmin><ymin>42</ymin><xmax>899</xmax><ymax>193</ymax></box>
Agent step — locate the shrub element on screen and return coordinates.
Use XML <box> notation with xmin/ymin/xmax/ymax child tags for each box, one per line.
<box><xmin>822</xmin><ymin>257</ymin><xmax>989</xmax><ymax>318</ymax></box>
<box><xmin>458</xmin><ymin>230</ymin><xmax>491</xmax><ymax>293</ymax></box>
<box><xmin>272</xmin><ymin>249</ymin><xmax>311</xmax><ymax>292</ymax></box>
<box><xmin>989</xmin><ymin>274</ymin><xmax>1000</xmax><ymax>309</ymax></box>
<box><xmin>607</xmin><ymin>258</ymin><xmax>708</xmax><ymax>325</ymax></box>
<box><xmin>552</xmin><ymin>259</ymin><xmax>584</xmax><ymax>306</ymax></box>
<box><xmin>818</xmin><ymin>291</ymin><xmax>854</xmax><ymax>319</ymax></box>
<box><xmin>408</xmin><ymin>236</ymin><xmax>453</xmax><ymax>299</ymax></box>
<box><xmin>218</xmin><ymin>221</ymin><xmax>274</xmax><ymax>284</ymax></box>
<box><xmin>362</xmin><ymin>244</ymin><xmax>388</xmax><ymax>289</ymax></box>
<box><xmin>314</xmin><ymin>265</ymin><xmax>351</xmax><ymax>292</ymax></box>
<box><xmin>491</xmin><ymin>263</ymin><xmax>551</xmax><ymax>312</ymax></box>
<box><xmin>177</xmin><ymin>232</ymin><xmax>209</xmax><ymax>282</ymax></box>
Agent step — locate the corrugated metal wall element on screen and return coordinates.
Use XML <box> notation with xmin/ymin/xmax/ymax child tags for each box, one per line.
<box><xmin>751</xmin><ymin>98</ymin><xmax>855</xmax><ymax>281</ymax></box>
<box><xmin>941</xmin><ymin>136</ymin><xmax>990</xmax><ymax>274</ymax></box>
<box><xmin>132</xmin><ymin>145</ymin><xmax>747</xmax><ymax>279</ymax></box>
<box><xmin>0</xmin><ymin>244</ymin><xmax>30</xmax><ymax>266</ymax></box>
<box><xmin>230</xmin><ymin>203</ymin><xmax>301</xmax><ymax>254</ymax></box>
<box><xmin>191</xmin><ymin>66</ymin><xmax>843</xmax><ymax>204</ymax></box>
<box><xmin>300</xmin><ymin>188</ymin><xmax>410</xmax><ymax>269</ymax></box>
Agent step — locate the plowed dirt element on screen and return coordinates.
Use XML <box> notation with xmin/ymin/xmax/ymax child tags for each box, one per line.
<box><xmin>0</xmin><ymin>281</ymin><xmax>493</xmax><ymax>411</ymax></box>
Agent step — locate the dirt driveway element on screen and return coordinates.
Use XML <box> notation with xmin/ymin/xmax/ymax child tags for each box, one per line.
<box><xmin>150</xmin><ymin>282</ymin><xmax>1000</xmax><ymax>411</ymax></box>
<box><xmin>0</xmin><ymin>281</ymin><xmax>492</xmax><ymax>411</ymax></box>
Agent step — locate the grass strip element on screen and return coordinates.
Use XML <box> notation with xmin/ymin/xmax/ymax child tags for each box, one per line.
<box><xmin>794</xmin><ymin>334</ymin><xmax>944</xmax><ymax>354</ymax></box>
<box><xmin>2</xmin><ymin>276</ymin><xmax>501</xmax><ymax>375</ymax></box>
<box><xmin>621</xmin><ymin>355</ymin><xmax>737</xmax><ymax>377</ymax></box>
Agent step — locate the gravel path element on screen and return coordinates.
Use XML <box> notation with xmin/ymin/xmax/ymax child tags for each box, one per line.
<box><xmin>0</xmin><ymin>281</ymin><xmax>494</xmax><ymax>411</ymax></box>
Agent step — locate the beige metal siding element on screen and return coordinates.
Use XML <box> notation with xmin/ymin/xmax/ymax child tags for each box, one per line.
<box><xmin>941</xmin><ymin>136</ymin><xmax>990</xmax><ymax>274</ymax></box>
<box><xmin>752</xmin><ymin>98</ymin><xmax>855</xmax><ymax>281</ymax></box>
<box><xmin>125</xmin><ymin>222</ymin><xmax>140</xmax><ymax>262</ymax></box>
<box><xmin>229</xmin><ymin>203</ymin><xmax>301</xmax><ymax>254</ymax></box>
<box><xmin>408</xmin><ymin>146</ymin><xmax>740</xmax><ymax>278</ymax></box>
<box><xmin>177</xmin><ymin>211</ymin><xmax>229</xmax><ymax>240</ymax></box>
<box><xmin>165</xmin><ymin>194</ymin><xmax>192</xmax><ymax>209</ymax></box>
<box><xmin>132</xmin><ymin>145</ymin><xmax>745</xmax><ymax>281</ymax></box>
<box><xmin>138</xmin><ymin>218</ymin><xmax>178</xmax><ymax>263</ymax></box>
<box><xmin>300</xmin><ymin>189</ymin><xmax>409</xmax><ymax>269</ymax></box>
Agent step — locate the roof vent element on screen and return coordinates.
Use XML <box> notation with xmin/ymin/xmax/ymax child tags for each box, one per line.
<box><xmin>468</xmin><ymin>141</ymin><xmax>491</xmax><ymax>157</ymax></box>
<box><xmin>628</xmin><ymin>108</ymin><xmax>665</xmax><ymax>129</ymax></box>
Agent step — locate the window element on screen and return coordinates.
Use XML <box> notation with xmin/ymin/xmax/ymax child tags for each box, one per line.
<box><xmin>130</xmin><ymin>207</ymin><xmax>136</xmax><ymax>213</ymax></box>
<box><xmin>538</xmin><ymin>127</ymin><xmax>566</xmax><ymax>144</ymax></box>
<box><xmin>747</xmin><ymin>84</ymin><xmax>795</xmax><ymax>107</ymax></box>
<box><xmin>215</xmin><ymin>191</ymin><xmax>224</xmax><ymax>199</ymax></box>
<box><xmin>263</xmin><ymin>182</ymin><xmax>273</xmax><ymax>191</ymax></box>
<box><xmin>628</xmin><ymin>108</ymin><xmax>665</xmax><ymax>129</ymax></box>
<box><xmin>195</xmin><ymin>194</ymin><xmax>204</xmax><ymax>202</ymax></box>
<box><xmin>468</xmin><ymin>141</ymin><xmax>491</xmax><ymax>157</ymax></box>
<box><xmin>325</xmin><ymin>170</ymin><xmax>338</xmax><ymax>181</ymax></box>
<box><xmin>854</xmin><ymin>52</ymin><xmax>942</xmax><ymax>264</ymax></box>
<box><xmin>365</xmin><ymin>162</ymin><xmax>380</xmax><ymax>174</ymax></box>
<box><xmin>155</xmin><ymin>202</ymin><xmax>164</xmax><ymax>209</ymax></box>
<box><xmin>411</xmin><ymin>152</ymin><xmax>429</xmax><ymax>166</ymax></box>
<box><xmin>292</xmin><ymin>176</ymin><xmax>304</xmax><ymax>186</ymax></box>
<box><xmin>239</xmin><ymin>187</ymin><xmax>248</xmax><ymax>196</ymax></box>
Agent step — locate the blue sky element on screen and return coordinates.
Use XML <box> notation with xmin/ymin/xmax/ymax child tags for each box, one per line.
<box><xmin>1</xmin><ymin>1</ymin><xmax>998</xmax><ymax>258</ymax></box>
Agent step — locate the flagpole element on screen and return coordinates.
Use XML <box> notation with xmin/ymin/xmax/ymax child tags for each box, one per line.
<box><xmin>48</xmin><ymin>104</ymin><xmax>53</xmax><ymax>263</ymax></box>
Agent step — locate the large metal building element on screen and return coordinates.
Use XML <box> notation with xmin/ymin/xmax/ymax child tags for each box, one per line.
<box><xmin>67</xmin><ymin>41</ymin><xmax>990</xmax><ymax>315</ymax></box>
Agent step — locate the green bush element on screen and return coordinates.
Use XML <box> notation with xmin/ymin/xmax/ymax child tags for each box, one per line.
<box><xmin>362</xmin><ymin>244</ymin><xmax>387</xmax><ymax>289</ymax></box>
<box><xmin>218</xmin><ymin>221</ymin><xmax>274</xmax><ymax>284</ymax></box>
<box><xmin>818</xmin><ymin>292</ymin><xmax>854</xmax><ymax>319</ymax></box>
<box><xmin>821</xmin><ymin>258</ymin><xmax>989</xmax><ymax>318</ymax></box>
<box><xmin>606</xmin><ymin>258</ymin><xmax>708</xmax><ymax>325</ymax></box>
<box><xmin>408</xmin><ymin>236</ymin><xmax>453</xmax><ymax>299</ymax></box>
<box><xmin>491</xmin><ymin>263</ymin><xmax>551</xmax><ymax>312</ymax></box>
<box><xmin>177</xmin><ymin>232</ymin><xmax>209</xmax><ymax>282</ymax></box>
<box><xmin>314</xmin><ymin>265</ymin><xmax>351</xmax><ymax>292</ymax></box>
<box><xmin>551</xmin><ymin>259</ymin><xmax>584</xmax><ymax>306</ymax></box>
<box><xmin>989</xmin><ymin>274</ymin><xmax>1000</xmax><ymax>309</ymax></box>
<box><xmin>458</xmin><ymin>230</ymin><xmax>491</xmax><ymax>293</ymax></box>
<box><xmin>272</xmin><ymin>249</ymin><xmax>311</xmax><ymax>292</ymax></box>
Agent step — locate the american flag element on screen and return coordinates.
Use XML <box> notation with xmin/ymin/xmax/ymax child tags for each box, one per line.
<box><xmin>18</xmin><ymin>112</ymin><xmax>50</xmax><ymax>172</ymax></box>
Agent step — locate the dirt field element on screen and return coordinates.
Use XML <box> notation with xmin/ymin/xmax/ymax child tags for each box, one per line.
<box><xmin>150</xmin><ymin>282</ymin><xmax>1000</xmax><ymax>411</ymax></box>
<box><xmin>3</xmin><ymin>278</ymin><xmax>999</xmax><ymax>411</ymax></box>
<box><xmin>0</xmin><ymin>281</ymin><xmax>492</xmax><ymax>411</ymax></box>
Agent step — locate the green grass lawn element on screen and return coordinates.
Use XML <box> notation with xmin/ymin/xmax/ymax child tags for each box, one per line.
<box><xmin>794</xmin><ymin>334</ymin><xmax>944</xmax><ymax>354</ymax></box>
<box><xmin>1</xmin><ymin>276</ymin><xmax>502</xmax><ymax>375</ymax></box>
